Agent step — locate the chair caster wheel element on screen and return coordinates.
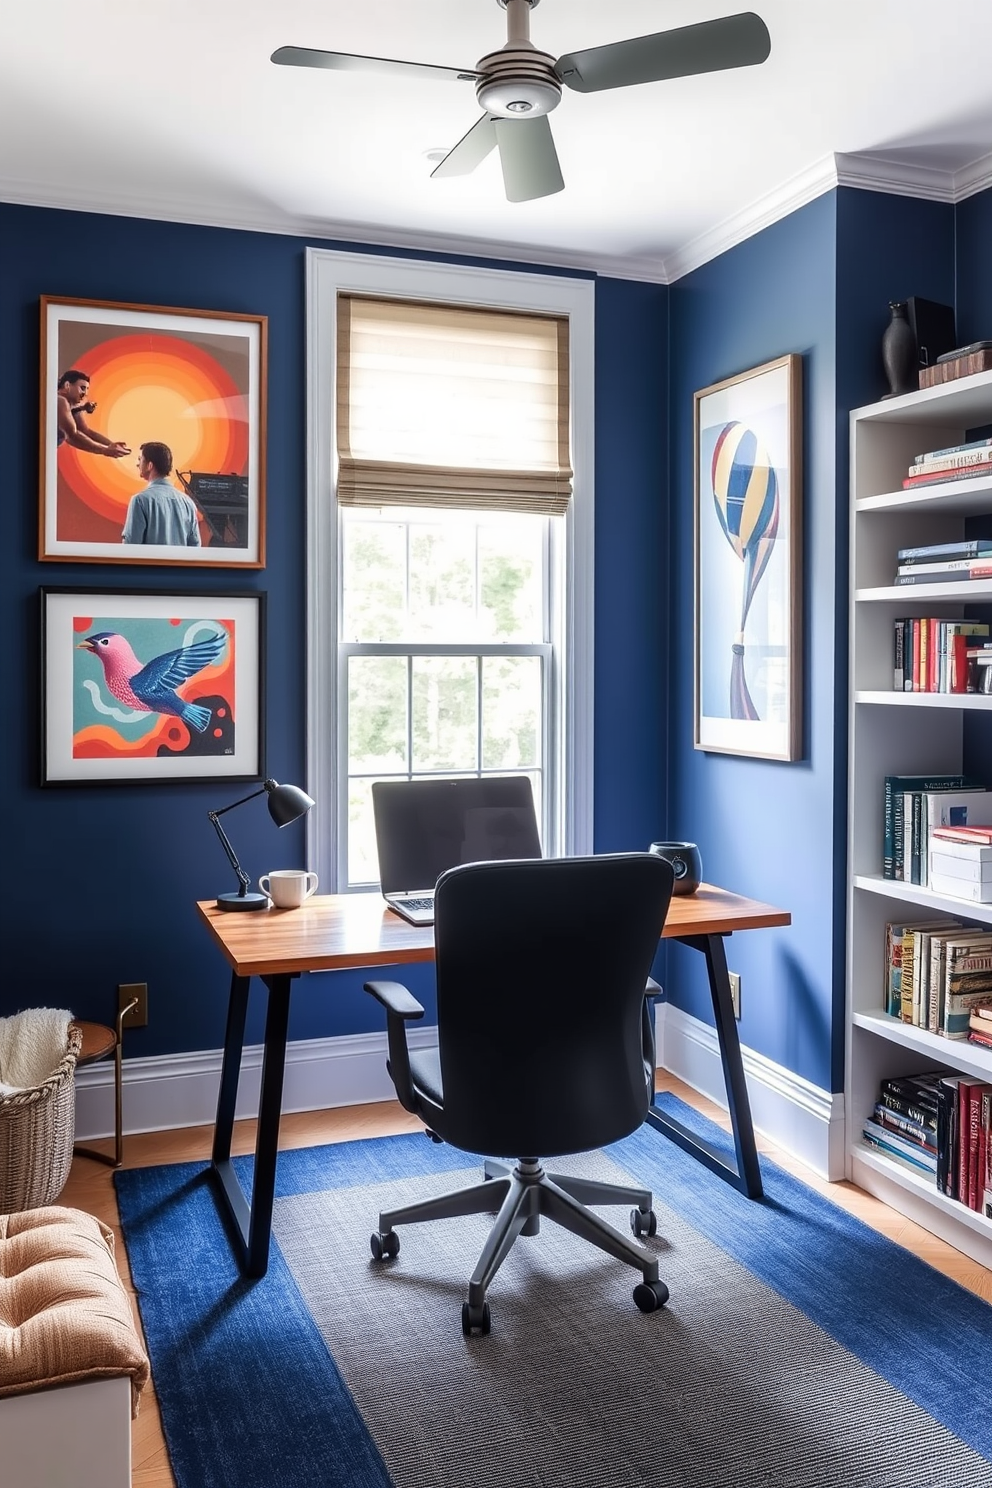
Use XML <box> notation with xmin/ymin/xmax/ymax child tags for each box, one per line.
<box><xmin>461</xmin><ymin>1299</ymin><xmax>491</xmax><ymax>1335</ymax></box>
<box><xmin>630</xmin><ymin>1207</ymin><xmax>658</xmax><ymax>1238</ymax></box>
<box><xmin>633</xmin><ymin>1279</ymin><xmax>669</xmax><ymax>1312</ymax></box>
<box><xmin>370</xmin><ymin>1230</ymin><xmax>400</xmax><ymax>1261</ymax></box>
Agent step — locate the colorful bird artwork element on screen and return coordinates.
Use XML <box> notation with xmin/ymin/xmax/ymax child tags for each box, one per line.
<box><xmin>709</xmin><ymin>420</ymin><xmax>780</xmax><ymax>720</ymax></box>
<box><xmin>77</xmin><ymin>629</ymin><xmax>227</xmax><ymax>733</ymax></box>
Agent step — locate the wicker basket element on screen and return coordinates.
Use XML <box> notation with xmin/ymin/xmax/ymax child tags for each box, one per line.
<box><xmin>0</xmin><ymin>1023</ymin><xmax>82</xmax><ymax>1213</ymax></box>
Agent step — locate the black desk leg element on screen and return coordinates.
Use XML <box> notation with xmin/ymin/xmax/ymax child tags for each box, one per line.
<box><xmin>647</xmin><ymin>931</ymin><xmax>763</xmax><ymax>1200</ymax></box>
<box><xmin>212</xmin><ymin>971</ymin><xmax>250</xmax><ymax>1166</ymax></box>
<box><xmin>210</xmin><ymin>971</ymin><xmax>293</xmax><ymax>1277</ymax></box>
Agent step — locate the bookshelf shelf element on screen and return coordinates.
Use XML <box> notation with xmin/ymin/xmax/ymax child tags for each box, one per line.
<box><xmin>853</xmin><ymin>873</ymin><xmax>992</xmax><ymax>925</ymax></box>
<box><xmin>853</xmin><ymin>1011</ymin><xmax>992</xmax><ymax>1080</ymax></box>
<box><xmin>857</xmin><ymin>476</ymin><xmax>992</xmax><ymax>517</ymax></box>
<box><xmin>855</xmin><ymin>691</ymin><xmax>992</xmax><ymax>710</ymax></box>
<box><xmin>848</xmin><ymin>377</ymin><xmax>992</xmax><ymax>1268</ymax></box>
<box><xmin>852</xmin><ymin>1143</ymin><xmax>992</xmax><ymax>1262</ymax></box>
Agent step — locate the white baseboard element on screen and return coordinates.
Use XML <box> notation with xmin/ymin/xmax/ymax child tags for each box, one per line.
<box><xmin>73</xmin><ymin>1026</ymin><xmax>438</xmax><ymax>1141</ymax></box>
<box><xmin>655</xmin><ymin>1003</ymin><xmax>846</xmax><ymax>1180</ymax></box>
<box><xmin>76</xmin><ymin>1011</ymin><xmax>845</xmax><ymax>1182</ymax></box>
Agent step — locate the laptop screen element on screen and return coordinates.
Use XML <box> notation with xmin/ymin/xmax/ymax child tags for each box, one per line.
<box><xmin>372</xmin><ymin>777</ymin><xmax>542</xmax><ymax>894</ymax></box>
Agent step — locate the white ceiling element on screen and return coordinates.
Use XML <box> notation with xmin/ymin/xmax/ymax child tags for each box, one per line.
<box><xmin>6</xmin><ymin>0</ymin><xmax>992</xmax><ymax>282</ymax></box>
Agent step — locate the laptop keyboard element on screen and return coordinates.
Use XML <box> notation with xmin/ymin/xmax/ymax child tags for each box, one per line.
<box><xmin>400</xmin><ymin>896</ymin><xmax>434</xmax><ymax>913</ymax></box>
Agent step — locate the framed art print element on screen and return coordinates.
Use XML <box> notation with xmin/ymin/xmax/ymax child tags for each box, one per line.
<box><xmin>41</xmin><ymin>588</ymin><xmax>265</xmax><ymax>785</ymax></box>
<box><xmin>694</xmin><ymin>353</ymin><xmax>802</xmax><ymax>761</ymax></box>
<box><xmin>39</xmin><ymin>298</ymin><xmax>267</xmax><ymax>567</ymax></box>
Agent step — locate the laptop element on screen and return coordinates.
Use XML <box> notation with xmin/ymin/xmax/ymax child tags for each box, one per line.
<box><xmin>372</xmin><ymin>776</ymin><xmax>543</xmax><ymax>925</ymax></box>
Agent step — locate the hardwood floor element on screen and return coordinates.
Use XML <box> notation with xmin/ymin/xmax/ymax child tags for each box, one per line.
<box><xmin>57</xmin><ymin>1072</ymin><xmax>992</xmax><ymax>1488</ymax></box>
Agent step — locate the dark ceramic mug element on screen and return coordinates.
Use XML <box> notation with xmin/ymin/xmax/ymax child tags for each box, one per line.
<box><xmin>648</xmin><ymin>841</ymin><xmax>702</xmax><ymax>895</ymax></box>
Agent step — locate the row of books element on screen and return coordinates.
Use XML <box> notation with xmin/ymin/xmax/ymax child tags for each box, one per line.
<box><xmin>884</xmin><ymin>917</ymin><xmax>992</xmax><ymax>1035</ymax></box>
<box><xmin>881</xmin><ymin>775</ymin><xmax>991</xmax><ymax>884</ymax></box>
<box><xmin>891</xmin><ymin>617</ymin><xmax>990</xmax><ymax>690</ymax></box>
<box><xmin>863</xmin><ymin>1071</ymin><xmax>992</xmax><ymax>1217</ymax></box>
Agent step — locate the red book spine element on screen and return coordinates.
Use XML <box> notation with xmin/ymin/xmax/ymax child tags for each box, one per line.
<box><xmin>958</xmin><ymin>1082</ymin><xmax>971</xmax><ymax>1206</ymax></box>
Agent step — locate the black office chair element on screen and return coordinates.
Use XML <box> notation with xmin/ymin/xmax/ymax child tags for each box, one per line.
<box><xmin>365</xmin><ymin>851</ymin><xmax>675</xmax><ymax>1335</ymax></box>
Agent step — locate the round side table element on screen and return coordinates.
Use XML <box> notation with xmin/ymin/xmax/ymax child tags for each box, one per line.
<box><xmin>71</xmin><ymin>1012</ymin><xmax>129</xmax><ymax>1169</ymax></box>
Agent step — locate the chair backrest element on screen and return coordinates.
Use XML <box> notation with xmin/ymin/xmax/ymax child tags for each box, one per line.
<box><xmin>432</xmin><ymin>852</ymin><xmax>675</xmax><ymax>1159</ymax></box>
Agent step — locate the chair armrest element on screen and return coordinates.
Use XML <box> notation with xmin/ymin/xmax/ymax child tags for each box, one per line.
<box><xmin>364</xmin><ymin>980</ymin><xmax>425</xmax><ymax>1020</ymax></box>
<box><xmin>364</xmin><ymin>980</ymin><xmax>425</xmax><ymax>1113</ymax></box>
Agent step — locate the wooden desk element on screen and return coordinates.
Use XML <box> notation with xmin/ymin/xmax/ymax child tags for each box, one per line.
<box><xmin>197</xmin><ymin>882</ymin><xmax>790</xmax><ymax>1276</ymax></box>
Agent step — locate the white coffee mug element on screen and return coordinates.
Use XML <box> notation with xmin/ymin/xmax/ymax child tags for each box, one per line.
<box><xmin>258</xmin><ymin>869</ymin><xmax>318</xmax><ymax>909</ymax></box>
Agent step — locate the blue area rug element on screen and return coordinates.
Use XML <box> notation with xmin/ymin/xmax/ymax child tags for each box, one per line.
<box><xmin>115</xmin><ymin>1094</ymin><xmax>992</xmax><ymax>1488</ymax></box>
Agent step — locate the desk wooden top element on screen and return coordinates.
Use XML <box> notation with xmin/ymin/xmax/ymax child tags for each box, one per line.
<box><xmin>197</xmin><ymin>882</ymin><xmax>790</xmax><ymax>980</ymax></box>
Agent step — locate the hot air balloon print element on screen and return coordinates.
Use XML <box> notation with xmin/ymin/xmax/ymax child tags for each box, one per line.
<box><xmin>709</xmin><ymin>420</ymin><xmax>781</xmax><ymax>720</ymax></box>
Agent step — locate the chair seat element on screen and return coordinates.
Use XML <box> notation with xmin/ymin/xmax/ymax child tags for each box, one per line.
<box><xmin>408</xmin><ymin>1047</ymin><xmax>443</xmax><ymax>1106</ymax></box>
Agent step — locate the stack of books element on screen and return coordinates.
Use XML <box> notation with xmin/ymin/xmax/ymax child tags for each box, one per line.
<box><xmin>970</xmin><ymin>1005</ymin><xmax>992</xmax><ymax>1051</ymax></box>
<box><xmin>930</xmin><ymin>824</ymin><xmax>992</xmax><ymax>903</ymax></box>
<box><xmin>864</xmin><ymin>1072</ymin><xmax>992</xmax><ymax>1216</ymax></box>
<box><xmin>900</xmin><ymin>437</ymin><xmax>992</xmax><ymax>491</ymax></box>
<box><xmin>883</xmin><ymin>917</ymin><xmax>992</xmax><ymax>1033</ymax></box>
<box><xmin>892</xmin><ymin>615</ymin><xmax>990</xmax><ymax>688</ymax></box>
<box><xmin>893</xmin><ymin>537</ymin><xmax>992</xmax><ymax>590</ymax></box>
<box><xmin>882</xmin><ymin>774</ymin><xmax>989</xmax><ymax>884</ymax></box>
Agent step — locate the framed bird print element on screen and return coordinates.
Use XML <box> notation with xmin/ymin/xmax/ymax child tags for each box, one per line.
<box><xmin>40</xmin><ymin>587</ymin><xmax>265</xmax><ymax>785</ymax></box>
<box><xmin>38</xmin><ymin>297</ymin><xmax>267</xmax><ymax>567</ymax></box>
<box><xmin>693</xmin><ymin>353</ymin><xmax>802</xmax><ymax>761</ymax></box>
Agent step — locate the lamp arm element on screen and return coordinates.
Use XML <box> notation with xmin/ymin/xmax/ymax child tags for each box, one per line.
<box><xmin>208</xmin><ymin>810</ymin><xmax>252</xmax><ymax>897</ymax></box>
<box><xmin>209</xmin><ymin>783</ymin><xmax>270</xmax><ymax>820</ymax></box>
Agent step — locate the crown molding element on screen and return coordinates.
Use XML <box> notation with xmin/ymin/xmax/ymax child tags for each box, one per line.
<box><xmin>662</xmin><ymin>155</ymin><xmax>839</xmax><ymax>282</ymax></box>
<box><xmin>833</xmin><ymin>151</ymin><xmax>956</xmax><ymax>202</ymax></box>
<box><xmin>4</xmin><ymin>144</ymin><xmax>992</xmax><ymax>291</ymax></box>
<box><xmin>949</xmin><ymin>150</ymin><xmax>992</xmax><ymax>201</ymax></box>
<box><xmin>0</xmin><ymin>175</ymin><xmax>669</xmax><ymax>285</ymax></box>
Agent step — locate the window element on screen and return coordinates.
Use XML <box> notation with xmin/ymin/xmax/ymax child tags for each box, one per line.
<box><xmin>306</xmin><ymin>250</ymin><xmax>594</xmax><ymax>891</ymax></box>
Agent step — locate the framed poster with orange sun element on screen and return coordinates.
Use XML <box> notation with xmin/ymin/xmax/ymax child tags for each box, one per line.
<box><xmin>40</xmin><ymin>587</ymin><xmax>265</xmax><ymax>785</ymax></box>
<box><xmin>39</xmin><ymin>297</ymin><xmax>267</xmax><ymax>566</ymax></box>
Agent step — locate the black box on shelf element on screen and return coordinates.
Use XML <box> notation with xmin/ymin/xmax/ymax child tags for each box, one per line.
<box><xmin>907</xmin><ymin>297</ymin><xmax>957</xmax><ymax>370</ymax></box>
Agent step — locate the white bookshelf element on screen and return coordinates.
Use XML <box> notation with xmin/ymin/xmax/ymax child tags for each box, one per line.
<box><xmin>847</xmin><ymin>370</ymin><xmax>992</xmax><ymax>1270</ymax></box>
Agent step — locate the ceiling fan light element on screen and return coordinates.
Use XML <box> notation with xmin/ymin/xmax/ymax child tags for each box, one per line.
<box><xmin>477</xmin><ymin>73</ymin><xmax>560</xmax><ymax>118</ymax></box>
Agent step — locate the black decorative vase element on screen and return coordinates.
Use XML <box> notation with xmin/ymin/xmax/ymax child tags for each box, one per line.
<box><xmin>881</xmin><ymin>301</ymin><xmax>917</xmax><ymax>398</ymax></box>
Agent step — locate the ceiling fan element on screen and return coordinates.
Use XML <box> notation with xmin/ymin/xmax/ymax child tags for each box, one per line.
<box><xmin>272</xmin><ymin>0</ymin><xmax>771</xmax><ymax>203</ymax></box>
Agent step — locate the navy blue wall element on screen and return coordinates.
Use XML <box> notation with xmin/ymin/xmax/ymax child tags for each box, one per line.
<box><xmin>666</xmin><ymin>193</ymin><xmax>841</xmax><ymax>1092</ymax></box>
<box><xmin>0</xmin><ymin>203</ymin><xmax>668</xmax><ymax>1059</ymax></box>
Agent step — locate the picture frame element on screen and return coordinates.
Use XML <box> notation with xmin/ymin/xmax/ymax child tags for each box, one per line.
<box><xmin>40</xmin><ymin>587</ymin><xmax>265</xmax><ymax>785</ymax></box>
<box><xmin>693</xmin><ymin>353</ymin><xmax>802</xmax><ymax>761</ymax></box>
<box><xmin>39</xmin><ymin>297</ymin><xmax>267</xmax><ymax>567</ymax></box>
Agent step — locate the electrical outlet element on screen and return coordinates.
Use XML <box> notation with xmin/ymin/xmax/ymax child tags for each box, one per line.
<box><xmin>728</xmin><ymin>972</ymin><xmax>741</xmax><ymax>1020</ymax></box>
<box><xmin>118</xmin><ymin>982</ymin><xmax>148</xmax><ymax>1029</ymax></box>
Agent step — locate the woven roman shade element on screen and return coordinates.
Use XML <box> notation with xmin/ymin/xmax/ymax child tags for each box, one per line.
<box><xmin>337</xmin><ymin>295</ymin><xmax>572</xmax><ymax>515</ymax></box>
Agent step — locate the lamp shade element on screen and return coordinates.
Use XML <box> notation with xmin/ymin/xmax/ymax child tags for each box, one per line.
<box><xmin>265</xmin><ymin>779</ymin><xmax>315</xmax><ymax>828</ymax></box>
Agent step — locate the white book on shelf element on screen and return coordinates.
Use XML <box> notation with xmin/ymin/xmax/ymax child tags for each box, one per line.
<box><xmin>928</xmin><ymin>835</ymin><xmax>992</xmax><ymax>863</ymax></box>
<box><xmin>930</xmin><ymin>851</ymin><xmax>992</xmax><ymax>883</ymax></box>
<box><xmin>929</xmin><ymin>872</ymin><xmax>992</xmax><ymax>903</ymax></box>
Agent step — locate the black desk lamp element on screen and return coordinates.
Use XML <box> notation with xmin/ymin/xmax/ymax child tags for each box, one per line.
<box><xmin>209</xmin><ymin>778</ymin><xmax>315</xmax><ymax>912</ymax></box>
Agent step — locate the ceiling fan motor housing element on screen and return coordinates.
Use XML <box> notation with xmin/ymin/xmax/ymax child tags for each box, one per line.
<box><xmin>475</xmin><ymin>45</ymin><xmax>562</xmax><ymax>117</ymax></box>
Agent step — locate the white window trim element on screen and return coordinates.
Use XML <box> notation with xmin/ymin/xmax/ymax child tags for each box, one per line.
<box><xmin>305</xmin><ymin>247</ymin><xmax>594</xmax><ymax>892</ymax></box>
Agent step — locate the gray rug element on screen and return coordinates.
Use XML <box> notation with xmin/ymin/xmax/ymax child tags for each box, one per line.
<box><xmin>273</xmin><ymin>1149</ymin><xmax>992</xmax><ymax>1488</ymax></box>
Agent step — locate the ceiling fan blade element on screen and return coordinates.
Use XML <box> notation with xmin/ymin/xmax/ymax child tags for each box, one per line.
<box><xmin>493</xmin><ymin>116</ymin><xmax>564</xmax><ymax>203</ymax></box>
<box><xmin>271</xmin><ymin>46</ymin><xmax>480</xmax><ymax>85</ymax></box>
<box><xmin>431</xmin><ymin>114</ymin><xmax>499</xmax><ymax>179</ymax></box>
<box><xmin>554</xmin><ymin>11</ymin><xmax>770</xmax><ymax>94</ymax></box>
